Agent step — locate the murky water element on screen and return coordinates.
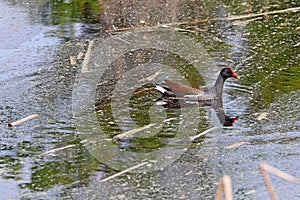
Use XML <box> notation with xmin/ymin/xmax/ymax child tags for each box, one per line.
<box><xmin>0</xmin><ymin>0</ymin><xmax>299</xmax><ymax>199</ymax></box>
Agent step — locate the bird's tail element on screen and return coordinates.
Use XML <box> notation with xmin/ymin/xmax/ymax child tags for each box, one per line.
<box><xmin>155</xmin><ymin>85</ymin><xmax>168</xmax><ymax>94</ymax></box>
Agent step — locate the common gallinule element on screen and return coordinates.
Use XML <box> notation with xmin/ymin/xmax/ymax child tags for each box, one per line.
<box><xmin>155</xmin><ymin>67</ymin><xmax>239</xmax><ymax>101</ymax></box>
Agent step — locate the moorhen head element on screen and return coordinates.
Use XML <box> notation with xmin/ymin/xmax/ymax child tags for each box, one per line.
<box><xmin>219</xmin><ymin>67</ymin><xmax>239</xmax><ymax>80</ymax></box>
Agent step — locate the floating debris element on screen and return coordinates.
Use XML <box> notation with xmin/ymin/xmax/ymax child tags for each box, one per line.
<box><xmin>77</xmin><ymin>51</ymin><xmax>84</xmax><ymax>59</ymax></box>
<box><xmin>108</xmin><ymin>7</ymin><xmax>300</xmax><ymax>33</ymax></box>
<box><xmin>214</xmin><ymin>175</ymin><xmax>233</xmax><ymax>200</ymax></box>
<box><xmin>113</xmin><ymin>123</ymin><xmax>156</xmax><ymax>140</ymax></box>
<box><xmin>70</xmin><ymin>56</ymin><xmax>76</xmax><ymax>65</ymax></box>
<box><xmin>260</xmin><ymin>163</ymin><xmax>300</xmax><ymax>200</ymax></box>
<box><xmin>8</xmin><ymin>114</ymin><xmax>39</xmax><ymax>127</ymax></box>
<box><xmin>133</xmin><ymin>87</ymin><xmax>154</xmax><ymax>95</ymax></box>
<box><xmin>245</xmin><ymin>190</ymin><xmax>256</xmax><ymax>195</ymax></box>
<box><xmin>100</xmin><ymin>161</ymin><xmax>148</xmax><ymax>182</ymax></box>
<box><xmin>82</xmin><ymin>40</ymin><xmax>94</xmax><ymax>73</ymax></box>
<box><xmin>138</xmin><ymin>70</ymin><xmax>162</xmax><ymax>82</ymax></box>
<box><xmin>189</xmin><ymin>126</ymin><xmax>218</xmax><ymax>141</ymax></box>
<box><xmin>257</xmin><ymin>112</ymin><xmax>269</xmax><ymax>121</ymax></box>
<box><xmin>38</xmin><ymin>144</ymin><xmax>76</xmax><ymax>157</ymax></box>
<box><xmin>225</xmin><ymin>141</ymin><xmax>248</xmax><ymax>149</ymax></box>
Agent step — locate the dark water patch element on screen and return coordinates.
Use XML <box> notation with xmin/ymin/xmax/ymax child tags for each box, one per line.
<box><xmin>5</xmin><ymin>0</ymin><xmax>103</xmax><ymax>40</ymax></box>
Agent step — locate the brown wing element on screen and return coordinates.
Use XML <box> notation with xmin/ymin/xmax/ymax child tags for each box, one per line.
<box><xmin>164</xmin><ymin>80</ymin><xmax>203</xmax><ymax>96</ymax></box>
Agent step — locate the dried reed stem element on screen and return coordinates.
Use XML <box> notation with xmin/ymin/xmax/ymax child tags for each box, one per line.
<box><xmin>38</xmin><ymin>144</ymin><xmax>76</xmax><ymax>156</ymax></box>
<box><xmin>8</xmin><ymin>114</ymin><xmax>39</xmax><ymax>127</ymax></box>
<box><xmin>189</xmin><ymin>126</ymin><xmax>217</xmax><ymax>141</ymax></box>
<box><xmin>260</xmin><ymin>163</ymin><xmax>300</xmax><ymax>200</ymax></box>
<box><xmin>133</xmin><ymin>87</ymin><xmax>154</xmax><ymax>95</ymax></box>
<box><xmin>108</xmin><ymin>7</ymin><xmax>300</xmax><ymax>33</ymax></box>
<box><xmin>224</xmin><ymin>141</ymin><xmax>248</xmax><ymax>149</ymax></box>
<box><xmin>81</xmin><ymin>40</ymin><xmax>94</xmax><ymax>73</ymax></box>
<box><xmin>260</xmin><ymin>164</ymin><xmax>278</xmax><ymax>200</ymax></box>
<box><xmin>138</xmin><ymin>70</ymin><xmax>162</xmax><ymax>82</ymax></box>
<box><xmin>70</xmin><ymin>56</ymin><xmax>76</xmax><ymax>65</ymax></box>
<box><xmin>100</xmin><ymin>161</ymin><xmax>148</xmax><ymax>182</ymax></box>
<box><xmin>214</xmin><ymin>175</ymin><xmax>233</xmax><ymax>200</ymax></box>
<box><xmin>113</xmin><ymin>123</ymin><xmax>156</xmax><ymax>140</ymax></box>
<box><xmin>225</xmin><ymin>7</ymin><xmax>300</xmax><ymax>21</ymax></box>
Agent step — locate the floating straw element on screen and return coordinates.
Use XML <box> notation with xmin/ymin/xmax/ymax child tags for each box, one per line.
<box><xmin>100</xmin><ymin>161</ymin><xmax>148</xmax><ymax>182</ymax></box>
<box><xmin>260</xmin><ymin>163</ymin><xmax>300</xmax><ymax>200</ymax></box>
<box><xmin>38</xmin><ymin>144</ymin><xmax>76</xmax><ymax>157</ymax></box>
<box><xmin>189</xmin><ymin>126</ymin><xmax>217</xmax><ymax>141</ymax></box>
<box><xmin>224</xmin><ymin>141</ymin><xmax>248</xmax><ymax>149</ymax></box>
<box><xmin>81</xmin><ymin>40</ymin><xmax>94</xmax><ymax>73</ymax></box>
<box><xmin>8</xmin><ymin>114</ymin><xmax>39</xmax><ymax>127</ymax></box>
<box><xmin>214</xmin><ymin>175</ymin><xmax>233</xmax><ymax>200</ymax></box>
<box><xmin>113</xmin><ymin>123</ymin><xmax>156</xmax><ymax>140</ymax></box>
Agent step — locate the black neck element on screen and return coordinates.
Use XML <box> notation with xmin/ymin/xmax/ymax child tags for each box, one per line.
<box><xmin>209</xmin><ymin>74</ymin><xmax>226</xmax><ymax>98</ymax></box>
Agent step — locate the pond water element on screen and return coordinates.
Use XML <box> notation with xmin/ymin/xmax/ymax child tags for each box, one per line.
<box><xmin>0</xmin><ymin>0</ymin><xmax>299</xmax><ymax>199</ymax></box>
